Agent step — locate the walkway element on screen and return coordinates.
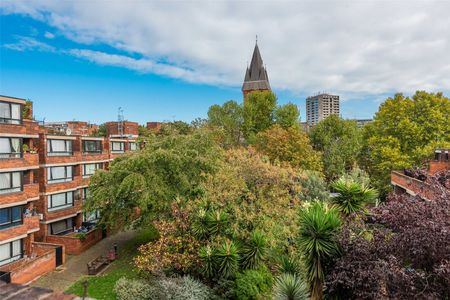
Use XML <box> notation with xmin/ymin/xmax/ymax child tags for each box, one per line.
<box><xmin>31</xmin><ymin>230</ymin><xmax>136</xmax><ymax>293</ymax></box>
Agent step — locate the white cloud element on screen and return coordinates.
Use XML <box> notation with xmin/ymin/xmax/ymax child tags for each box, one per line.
<box><xmin>3</xmin><ymin>36</ymin><xmax>55</xmax><ymax>52</ymax></box>
<box><xmin>44</xmin><ymin>31</ymin><xmax>55</xmax><ymax>39</ymax></box>
<box><xmin>1</xmin><ymin>0</ymin><xmax>450</xmax><ymax>98</ymax></box>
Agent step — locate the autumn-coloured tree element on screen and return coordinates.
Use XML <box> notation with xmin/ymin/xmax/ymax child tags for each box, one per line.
<box><xmin>255</xmin><ymin>124</ymin><xmax>323</xmax><ymax>172</ymax></box>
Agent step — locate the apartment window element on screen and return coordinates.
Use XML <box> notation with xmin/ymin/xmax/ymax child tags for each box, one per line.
<box><xmin>83</xmin><ymin>210</ymin><xmax>100</xmax><ymax>222</ymax></box>
<box><xmin>82</xmin><ymin>163</ymin><xmax>102</xmax><ymax>178</ymax></box>
<box><xmin>129</xmin><ymin>142</ymin><xmax>137</xmax><ymax>151</ymax></box>
<box><xmin>47</xmin><ymin>139</ymin><xmax>73</xmax><ymax>156</ymax></box>
<box><xmin>48</xmin><ymin>191</ymin><xmax>74</xmax><ymax>212</ymax></box>
<box><xmin>111</xmin><ymin>141</ymin><xmax>124</xmax><ymax>153</ymax></box>
<box><xmin>82</xmin><ymin>187</ymin><xmax>90</xmax><ymax>200</ymax></box>
<box><xmin>83</xmin><ymin>140</ymin><xmax>102</xmax><ymax>153</ymax></box>
<box><xmin>0</xmin><ymin>137</ymin><xmax>22</xmax><ymax>159</ymax></box>
<box><xmin>0</xmin><ymin>101</ymin><xmax>22</xmax><ymax>125</ymax></box>
<box><xmin>0</xmin><ymin>172</ymin><xmax>22</xmax><ymax>194</ymax></box>
<box><xmin>0</xmin><ymin>206</ymin><xmax>23</xmax><ymax>230</ymax></box>
<box><xmin>47</xmin><ymin>166</ymin><xmax>73</xmax><ymax>183</ymax></box>
<box><xmin>49</xmin><ymin>218</ymin><xmax>73</xmax><ymax>235</ymax></box>
<box><xmin>0</xmin><ymin>239</ymin><xmax>23</xmax><ymax>266</ymax></box>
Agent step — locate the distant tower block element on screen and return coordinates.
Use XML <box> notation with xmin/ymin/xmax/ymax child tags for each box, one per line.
<box><xmin>242</xmin><ymin>38</ymin><xmax>271</xmax><ymax>99</ymax></box>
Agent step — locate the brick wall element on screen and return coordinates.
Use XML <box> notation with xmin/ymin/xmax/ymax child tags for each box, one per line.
<box><xmin>44</xmin><ymin>228</ymin><xmax>102</xmax><ymax>255</ymax></box>
<box><xmin>105</xmin><ymin>121</ymin><xmax>139</xmax><ymax>136</ymax></box>
<box><xmin>428</xmin><ymin>160</ymin><xmax>450</xmax><ymax>174</ymax></box>
<box><xmin>391</xmin><ymin>171</ymin><xmax>437</xmax><ymax>200</ymax></box>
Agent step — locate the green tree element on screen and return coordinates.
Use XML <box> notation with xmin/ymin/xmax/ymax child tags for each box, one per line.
<box><xmin>298</xmin><ymin>201</ymin><xmax>341</xmax><ymax>300</ymax></box>
<box><xmin>243</xmin><ymin>91</ymin><xmax>277</xmax><ymax>143</ymax></box>
<box><xmin>274</xmin><ymin>103</ymin><xmax>300</xmax><ymax>129</ymax></box>
<box><xmin>309</xmin><ymin>115</ymin><xmax>362</xmax><ymax>181</ymax></box>
<box><xmin>360</xmin><ymin>91</ymin><xmax>450</xmax><ymax>196</ymax></box>
<box><xmin>84</xmin><ymin>131</ymin><xmax>222</xmax><ymax>230</ymax></box>
<box><xmin>207</xmin><ymin>100</ymin><xmax>244</xmax><ymax>147</ymax></box>
<box><xmin>255</xmin><ymin>124</ymin><xmax>323</xmax><ymax>172</ymax></box>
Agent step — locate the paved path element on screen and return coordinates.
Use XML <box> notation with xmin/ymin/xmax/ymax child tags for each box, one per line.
<box><xmin>31</xmin><ymin>231</ymin><xmax>136</xmax><ymax>293</ymax></box>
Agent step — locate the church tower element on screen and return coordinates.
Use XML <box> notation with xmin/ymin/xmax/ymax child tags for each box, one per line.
<box><xmin>242</xmin><ymin>40</ymin><xmax>271</xmax><ymax>99</ymax></box>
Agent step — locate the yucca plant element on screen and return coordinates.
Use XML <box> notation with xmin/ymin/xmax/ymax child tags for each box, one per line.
<box><xmin>278</xmin><ymin>255</ymin><xmax>302</xmax><ymax>276</ymax></box>
<box><xmin>298</xmin><ymin>201</ymin><xmax>341</xmax><ymax>300</ymax></box>
<box><xmin>215</xmin><ymin>240</ymin><xmax>240</xmax><ymax>278</ymax></box>
<box><xmin>240</xmin><ymin>231</ymin><xmax>268</xmax><ymax>269</ymax></box>
<box><xmin>273</xmin><ymin>273</ymin><xmax>309</xmax><ymax>300</ymax></box>
<box><xmin>206</xmin><ymin>210</ymin><xmax>229</xmax><ymax>236</ymax></box>
<box><xmin>199</xmin><ymin>244</ymin><xmax>216</xmax><ymax>279</ymax></box>
<box><xmin>330</xmin><ymin>178</ymin><xmax>378</xmax><ymax>216</ymax></box>
<box><xmin>191</xmin><ymin>208</ymin><xmax>210</xmax><ymax>240</ymax></box>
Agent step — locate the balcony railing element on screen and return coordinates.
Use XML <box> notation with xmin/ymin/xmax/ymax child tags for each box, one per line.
<box><xmin>0</xmin><ymin>152</ymin><xmax>22</xmax><ymax>159</ymax></box>
<box><xmin>0</xmin><ymin>117</ymin><xmax>22</xmax><ymax>125</ymax></box>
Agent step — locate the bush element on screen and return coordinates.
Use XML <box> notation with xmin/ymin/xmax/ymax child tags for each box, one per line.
<box><xmin>240</xmin><ymin>231</ymin><xmax>268</xmax><ymax>270</ymax></box>
<box><xmin>156</xmin><ymin>275</ymin><xmax>211</xmax><ymax>300</ymax></box>
<box><xmin>114</xmin><ymin>277</ymin><xmax>155</xmax><ymax>300</ymax></box>
<box><xmin>273</xmin><ymin>273</ymin><xmax>309</xmax><ymax>300</ymax></box>
<box><xmin>234</xmin><ymin>266</ymin><xmax>273</xmax><ymax>300</ymax></box>
<box><xmin>215</xmin><ymin>240</ymin><xmax>240</xmax><ymax>279</ymax></box>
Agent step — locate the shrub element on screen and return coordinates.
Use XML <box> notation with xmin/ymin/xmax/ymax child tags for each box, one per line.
<box><xmin>156</xmin><ymin>275</ymin><xmax>211</xmax><ymax>300</ymax></box>
<box><xmin>273</xmin><ymin>273</ymin><xmax>309</xmax><ymax>300</ymax></box>
<box><xmin>215</xmin><ymin>240</ymin><xmax>240</xmax><ymax>279</ymax></box>
<box><xmin>330</xmin><ymin>178</ymin><xmax>378</xmax><ymax>216</ymax></box>
<box><xmin>234</xmin><ymin>266</ymin><xmax>273</xmax><ymax>300</ymax></box>
<box><xmin>277</xmin><ymin>255</ymin><xmax>302</xmax><ymax>276</ymax></box>
<box><xmin>240</xmin><ymin>231</ymin><xmax>268</xmax><ymax>270</ymax></box>
<box><xmin>199</xmin><ymin>245</ymin><xmax>216</xmax><ymax>279</ymax></box>
<box><xmin>114</xmin><ymin>277</ymin><xmax>155</xmax><ymax>300</ymax></box>
<box><xmin>298</xmin><ymin>170</ymin><xmax>329</xmax><ymax>202</ymax></box>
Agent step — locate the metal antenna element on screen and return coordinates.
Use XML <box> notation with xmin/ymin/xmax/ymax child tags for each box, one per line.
<box><xmin>118</xmin><ymin>107</ymin><xmax>124</xmax><ymax>137</ymax></box>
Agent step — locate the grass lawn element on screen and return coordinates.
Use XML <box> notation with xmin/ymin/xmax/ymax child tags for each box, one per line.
<box><xmin>65</xmin><ymin>226</ymin><xmax>158</xmax><ymax>300</ymax></box>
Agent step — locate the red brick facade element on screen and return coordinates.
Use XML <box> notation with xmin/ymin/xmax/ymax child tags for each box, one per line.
<box><xmin>0</xmin><ymin>95</ymin><xmax>139</xmax><ymax>284</ymax></box>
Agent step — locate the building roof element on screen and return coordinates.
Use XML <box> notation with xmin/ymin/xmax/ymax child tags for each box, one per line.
<box><xmin>242</xmin><ymin>43</ymin><xmax>271</xmax><ymax>92</ymax></box>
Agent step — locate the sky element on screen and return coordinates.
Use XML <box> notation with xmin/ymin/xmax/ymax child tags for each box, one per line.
<box><xmin>1</xmin><ymin>1</ymin><xmax>449</xmax><ymax>124</ymax></box>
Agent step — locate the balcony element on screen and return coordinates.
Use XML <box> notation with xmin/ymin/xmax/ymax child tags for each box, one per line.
<box><xmin>0</xmin><ymin>153</ymin><xmax>38</xmax><ymax>170</ymax></box>
<box><xmin>82</xmin><ymin>151</ymin><xmax>109</xmax><ymax>163</ymax></box>
<box><xmin>42</xmin><ymin>151</ymin><xmax>82</xmax><ymax>165</ymax></box>
<box><xmin>0</xmin><ymin>120</ymin><xmax>39</xmax><ymax>136</ymax></box>
<box><xmin>391</xmin><ymin>171</ymin><xmax>437</xmax><ymax>201</ymax></box>
<box><xmin>45</xmin><ymin>227</ymin><xmax>102</xmax><ymax>255</ymax></box>
<box><xmin>0</xmin><ymin>183</ymin><xmax>39</xmax><ymax>207</ymax></box>
<box><xmin>41</xmin><ymin>176</ymin><xmax>82</xmax><ymax>194</ymax></box>
<box><xmin>0</xmin><ymin>215</ymin><xmax>40</xmax><ymax>241</ymax></box>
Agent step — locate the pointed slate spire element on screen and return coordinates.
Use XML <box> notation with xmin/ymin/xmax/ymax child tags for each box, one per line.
<box><xmin>242</xmin><ymin>39</ymin><xmax>271</xmax><ymax>97</ymax></box>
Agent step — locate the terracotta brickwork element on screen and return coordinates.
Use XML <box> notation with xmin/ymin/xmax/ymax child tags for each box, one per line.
<box><xmin>45</xmin><ymin>228</ymin><xmax>102</xmax><ymax>255</ymax></box>
<box><xmin>146</xmin><ymin>122</ymin><xmax>162</xmax><ymax>131</ymax></box>
<box><xmin>0</xmin><ymin>153</ymin><xmax>38</xmax><ymax>170</ymax></box>
<box><xmin>0</xmin><ymin>120</ymin><xmax>39</xmax><ymax>136</ymax></box>
<box><xmin>428</xmin><ymin>160</ymin><xmax>450</xmax><ymax>175</ymax></box>
<box><xmin>391</xmin><ymin>171</ymin><xmax>438</xmax><ymax>201</ymax></box>
<box><xmin>0</xmin><ymin>183</ymin><xmax>39</xmax><ymax>207</ymax></box>
<box><xmin>105</xmin><ymin>121</ymin><xmax>139</xmax><ymax>137</ymax></box>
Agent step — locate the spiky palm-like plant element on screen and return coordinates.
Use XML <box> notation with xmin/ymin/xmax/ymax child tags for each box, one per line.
<box><xmin>240</xmin><ymin>231</ymin><xmax>267</xmax><ymax>270</ymax></box>
<box><xmin>278</xmin><ymin>255</ymin><xmax>302</xmax><ymax>276</ymax></box>
<box><xmin>215</xmin><ymin>240</ymin><xmax>240</xmax><ymax>279</ymax></box>
<box><xmin>191</xmin><ymin>208</ymin><xmax>210</xmax><ymax>240</ymax></box>
<box><xmin>206</xmin><ymin>210</ymin><xmax>228</xmax><ymax>237</ymax></box>
<box><xmin>273</xmin><ymin>273</ymin><xmax>309</xmax><ymax>300</ymax></box>
<box><xmin>199</xmin><ymin>244</ymin><xmax>216</xmax><ymax>279</ymax></box>
<box><xmin>330</xmin><ymin>178</ymin><xmax>378</xmax><ymax>216</ymax></box>
<box><xmin>298</xmin><ymin>201</ymin><xmax>341</xmax><ymax>300</ymax></box>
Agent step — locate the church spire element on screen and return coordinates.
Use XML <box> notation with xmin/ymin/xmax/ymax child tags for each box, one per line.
<box><xmin>242</xmin><ymin>39</ymin><xmax>271</xmax><ymax>98</ymax></box>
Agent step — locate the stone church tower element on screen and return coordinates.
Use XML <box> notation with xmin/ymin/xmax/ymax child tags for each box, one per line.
<box><xmin>242</xmin><ymin>41</ymin><xmax>271</xmax><ymax>99</ymax></box>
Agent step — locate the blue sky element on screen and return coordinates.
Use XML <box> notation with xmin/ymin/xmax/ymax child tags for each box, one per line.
<box><xmin>1</xmin><ymin>2</ymin><xmax>448</xmax><ymax>124</ymax></box>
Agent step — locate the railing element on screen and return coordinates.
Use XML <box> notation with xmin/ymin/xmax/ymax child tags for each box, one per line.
<box><xmin>0</xmin><ymin>117</ymin><xmax>22</xmax><ymax>125</ymax></box>
<box><xmin>0</xmin><ymin>152</ymin><xmax>22</xmax><ymax>159</ymax></box>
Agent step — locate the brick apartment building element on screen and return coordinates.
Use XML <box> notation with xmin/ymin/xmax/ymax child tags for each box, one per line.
<box><xmin>391</xmin><ymin>149</ymin><xmax>450</xmax><ymax>201</ymax></box>
<box><xmin>0</xmin><ymin>95</ymin><xmax>139</xmax><ymax>284</ymax></box>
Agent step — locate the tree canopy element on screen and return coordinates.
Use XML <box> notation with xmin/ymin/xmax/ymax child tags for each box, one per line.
<box><xmin>309</xmin><ymin>114</ymin><xmax>362</xmax><ymax>181</ymax></box>
<box><xmin>360</xmin><ymin>91</ymin><xmax>450</xmax><ymax>195</ymax></box>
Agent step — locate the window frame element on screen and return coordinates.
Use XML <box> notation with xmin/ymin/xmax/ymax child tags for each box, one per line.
<box><xmin>82</xmin><ymin>140</ymin><xmax>103</xmax><ymax>153</ymax></box>
<box><xmin>128</xmin><ymin>142</ymin><xmax>137</xmax><ymax>151</ymax></box>
<box><xmin>0</xmin><ymin>137</ymin><xmax>23</xmax><ymax>159</ymax></box>
<box><xmin>82</xmin><ymin>163</ymin><xmax>103</xmax><ymax>178</ymax></box>
<box><xmin>110</xmin><ymin>141</ymin><xmax>125</xmax><ymax>153</ymax></box>
<box><xmin>47</xmin><ymin>191</ymin><xmax>74</xmax><ymax>212</ymax></box>
<box><xmin>47</xmin><ymin>139</ymin><xmax>73</xmax><ymax>156</ymax></box>
<box><xmin>0</xmin><ymin>205</ymin><xmax>24</xmax><ymax>230</ymax></box>
<box><xmin>0</xmin><ymin>101</ymin><xmax>22</xmax><ymax>125</ymax></box>
<box><xmin>47</xmin><ymin>166</ymin><xmax>73</xmax><ymax>184</ymax></box>
<box><xmin>49</xmin><ymin>218</ymin><xmax>74</xmax><ymax>235</ymax></box>
<box><xmin>0</xmin><ymin>239</ymin><xmax>23</xmax><ymax>266</ymax></box>
<box><xmin>0</xmin><ymin>171</ymin><xmax>23</xmax><ymax>195</ymax></box>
